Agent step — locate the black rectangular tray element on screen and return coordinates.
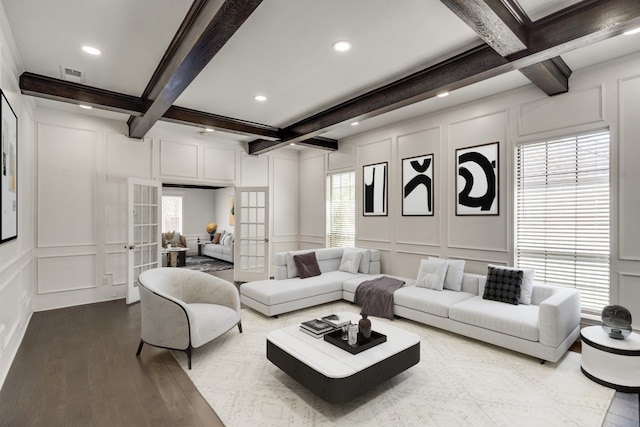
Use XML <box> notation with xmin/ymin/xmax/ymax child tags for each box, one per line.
<box><xmin>323</xmin><ymin>329</ymin><xmax>387</xmax><ymax>354</ymax></box>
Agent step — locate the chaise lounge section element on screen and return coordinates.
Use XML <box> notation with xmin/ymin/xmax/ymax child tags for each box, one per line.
<box><xmin>240</xmin><ymin>247</ymin><xmax>581</xmax><ymax>362</ymax></box>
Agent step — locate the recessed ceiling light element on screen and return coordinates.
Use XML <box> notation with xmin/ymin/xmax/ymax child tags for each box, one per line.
<box><xmin>289</xmin><ymin>142</ymin><xmax>296</xmax><ymax>146</ymax></box>
<box><xmin>82</xmin><ymin>45</ymin><xmax>101</xmax><ymax>55</ymax></box>
<box><xmin>624</xmin><ymin>27</ymin><xmax>640</xmax><ymax>35</ymax></box>
<box><xmin>332</xmin><ymin>40</ymin><xmax>352</xmax><ymax>52</ymax></box>
<box><xmin>79</xmin><ymin>104</ymin><xmax>92</xmax><ymax>109</ymax></box>
<box><xmin>351</xmin><ymin>121</ymin><xmax>359</xmax><ymax>126</ymax></box>
<box><xmin>437</xmin><ymin>91</ymin><xmax>449</xmax><ymax>98</ymax></box>
<box><xmin>204</xmin><ymin>128</ymin><xmax>214</xmax><ymax>132</ymax></box>
<box><xmin>254</xmin><ymin>95</ymin><xmax>267</xmax><ymax>102</ymax></box>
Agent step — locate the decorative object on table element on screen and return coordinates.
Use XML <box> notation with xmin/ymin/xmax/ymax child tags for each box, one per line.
<box><xmin>359</xmin><ymin>314</ymin><xmax>372</xmax><ymax>339</ymax></box>
<box><xmin>348</xmin><ymin>324</ymin><xmax>358</xmax><ymax>346</ymax></box>
<box><xmin>402</xmin><ymin>154</ymin><xmax>434</xmax><ymax>216</ymax></box>
<box><xmin>363</xmin><ymin>162</ymin><xmax>387</xmax><ymax>216</ymax></box>
<box><xmin>323</xmin><ymin>329</ymin><xmax>388</xmax><ymax>354</ymax></box>
<box><xmin>205</xmin><ymin>222</ymin><xmax>218</xmax><ymax>240</ymax></box>
<box><xmin>300</xmin><ymin>318</ymin><xmax>336</xmax><ymax>338</ymax></box>
<box><xmin>601</xmin><ymin>305</ymin><xmax>633</xmax><ymax>339</ymax></box>
<box><xmin>455</xmin><ymin>141</ymin><xmax>499</xmax><ymax>216</ymax></box>
<box><xmin>321</xmin><ymin>314</ymin><xmax>351</xmax><ymax>329</ymax></box>
<box><xmin>1</xmin><ymin>89</ymin><xmax>18</xmax><ymax>244</ymax></box>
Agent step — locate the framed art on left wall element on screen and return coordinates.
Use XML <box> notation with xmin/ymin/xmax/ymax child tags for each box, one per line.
<box><xmin>1</xmin><ymin>89</ymin><xmax>18</xmax><ymax>243</ymax></box>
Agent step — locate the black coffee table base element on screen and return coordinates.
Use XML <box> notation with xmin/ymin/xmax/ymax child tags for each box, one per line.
<box><xmin>266</xmin><ymin>340</ymin><xmax>420</xmax><ymax>403</ymax></box>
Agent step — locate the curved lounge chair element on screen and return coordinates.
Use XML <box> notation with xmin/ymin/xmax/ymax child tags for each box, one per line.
<box><xmin>136</xmin><ymin>267</ymin><xmax>242</xmax><ymax>369</ymax></box>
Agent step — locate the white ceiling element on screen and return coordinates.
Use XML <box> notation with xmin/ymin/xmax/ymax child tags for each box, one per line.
<box><xmin>2</xmin><ymin>0</ymin><xmax>640</xmax><ymax>143</ymax></box>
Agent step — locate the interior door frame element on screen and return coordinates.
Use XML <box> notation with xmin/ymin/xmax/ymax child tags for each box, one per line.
<box><xmin>126</xmin><ymin>177</ymin><xmax>162</xmax><ymax>304</ymax></box>
<box><xmin>234</xmin><ymin>186</ymin><xmax>270</xmax><ymax>283</ymax></box>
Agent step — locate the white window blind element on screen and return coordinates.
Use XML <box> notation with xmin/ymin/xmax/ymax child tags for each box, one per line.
<box><xmin>515</xmin><ymin>131</ymin><xmax>610</xmax><ymax>315</ymax></box>
<box><xmin>327</xmin><ymin>171</ymin><xmax>355</xmax><ymax>248</ymax></box>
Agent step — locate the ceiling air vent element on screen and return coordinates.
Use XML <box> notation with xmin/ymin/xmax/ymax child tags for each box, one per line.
<box><xmin>60</xmin><ymin>66</ymin><xmax>84</xmax><ymax>84</ymax></box>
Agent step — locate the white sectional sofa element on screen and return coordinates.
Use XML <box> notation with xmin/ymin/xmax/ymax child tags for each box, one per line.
<box><xmin>240</xmin><ymin>247</ymin><xmax>380</xmax><ymax>317</ymax></box>
<box><xmin>240</xmin><ymin>247</ymin><xmax>582</xmax><ymax>363</ymax></box>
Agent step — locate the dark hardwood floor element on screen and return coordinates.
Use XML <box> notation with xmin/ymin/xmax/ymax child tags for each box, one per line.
<box><xmin>1</xmin><ymin>265</ymin><xmax>638</xmax><ymax>426</ymax></box>
<box><xmin>0</xmin><ymin>299</ymin><xmax>223</xmax><ymax>426</ymax></box>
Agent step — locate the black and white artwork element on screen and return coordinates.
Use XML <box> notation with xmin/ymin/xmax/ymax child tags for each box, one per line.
<box><xmin>456</xmin><ymin>142</ymin><xmax>498</xmax><ymax>216</ymax></box>
<box><xmin>363</xmin><ymin>162</ymin><xmax>387</xmax><ymax>216</ymax></box>
<box><xmin>1</xmin><ymin>89</ymin><xmax>18</xmax><ymax>243</ymax></box>
<box><xmin>402</xmin><ymin>154</ymin><xmax>433</xmax><ymax>216</ymax></box>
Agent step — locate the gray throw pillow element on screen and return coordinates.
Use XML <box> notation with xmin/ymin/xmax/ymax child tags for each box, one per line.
<box><xmin>293</xmin><ymin>252</ymin><xmax>321</xmax><ymax>279</ymax></box>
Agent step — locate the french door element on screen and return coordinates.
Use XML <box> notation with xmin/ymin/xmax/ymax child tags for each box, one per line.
<box><xmin>126</xmin><ymin>178</ymin><xmax>162</xmax><ymax>304</ymax></box>
<box><xmin>234</xmin><ymin>187</ymin><xmax>270</xmax><ymax>282</ymax></box>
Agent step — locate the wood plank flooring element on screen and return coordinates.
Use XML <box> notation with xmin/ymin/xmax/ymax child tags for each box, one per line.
<box><xmin>0</xmin><ymin>299</ymin><xmax>223</xmax><ymax>427</ymax></box>
<box><xmin>1</xmin><ymin>265</ymin><xmax>638</xmax><ymax>426</ymax></box>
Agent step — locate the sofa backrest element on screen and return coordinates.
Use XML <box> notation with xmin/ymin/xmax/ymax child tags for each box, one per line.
<box><xmin>274</xmin><ymin>247</ymin><xmax>381</xmax><ymax>280</ymax></box>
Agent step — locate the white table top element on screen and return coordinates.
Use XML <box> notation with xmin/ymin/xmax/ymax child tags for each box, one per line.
<box><xmin>163</xmin><ymin>247</ymin><xmax>188</xmax><ymax>252</ymax></box>
<box><xmin>581</xmin><ymin>325</ymin><xmax>640</xmax><ymax>352</ymax></box>
<box><xmin>267</xmin><ymin>312</ymin><xmax>420</xmax><ymax>379</ymax></box>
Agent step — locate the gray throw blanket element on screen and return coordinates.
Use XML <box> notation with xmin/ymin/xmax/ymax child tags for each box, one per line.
<box><xmin>355</xmin><ymin>276</ymin><xmax>406</xmax><ymax>320</ymax></box>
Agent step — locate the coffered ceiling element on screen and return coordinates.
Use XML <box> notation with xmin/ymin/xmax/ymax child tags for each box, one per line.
<box><xmin>3</xmin><ymin>0</ymin><xmax>640</xmax><ymax>154</ymax></box>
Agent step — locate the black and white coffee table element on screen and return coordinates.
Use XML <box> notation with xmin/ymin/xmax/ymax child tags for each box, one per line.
<box><xmin>266</xmin><ymin>312</ymin><xmax>420</xmax><ymax>403</ymax></box>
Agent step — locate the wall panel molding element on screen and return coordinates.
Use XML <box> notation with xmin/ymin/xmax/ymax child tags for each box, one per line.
<box><xmin>617</xmin><ymin>75</ymin><xmax>640</xmax><ymax>261</ymax></box>
<box><xmin>37</xmin><ymin>253</ymin><xmax>97</xmax><ymax>295</ymax></box>
<box><xmin>159</xmin><ymin>139</ymin><xmax>199</xmax><ymax>178</ymax></box>
<box><xmin>519</xmin><ymin>85</ymin><xmax>604</xmax><ymax>136</ymax></box>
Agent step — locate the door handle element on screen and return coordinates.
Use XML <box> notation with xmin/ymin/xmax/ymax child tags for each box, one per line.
<box><xmin>126</xmin><ymin>245</ymin><xmax>135</xmax><ymax>250</ymax></box>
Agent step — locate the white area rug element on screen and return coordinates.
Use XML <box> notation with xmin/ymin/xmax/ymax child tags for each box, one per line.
<box><xmin>173</xmin><ymin>301</ymin><xmax>614</xmax><ymax>427</ymax></box>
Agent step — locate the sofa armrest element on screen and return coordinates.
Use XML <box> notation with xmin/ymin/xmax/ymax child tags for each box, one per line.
<box><xmin>538</xmin><ymin>288</ymin><xmax>581</xmax><ymax>347</ymax></box>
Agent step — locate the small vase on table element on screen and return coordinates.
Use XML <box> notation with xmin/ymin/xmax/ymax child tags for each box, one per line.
<box><xmin>359</xmin><ymin>314</ymin><xmax>372</xmax><ymax>340</ymax></box>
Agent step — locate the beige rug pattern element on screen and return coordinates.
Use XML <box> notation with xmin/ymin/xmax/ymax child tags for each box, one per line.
<box><xmin>173</xmin><ymin>301</ymin><xmax>614</xmax><ymax>427</ymax></box>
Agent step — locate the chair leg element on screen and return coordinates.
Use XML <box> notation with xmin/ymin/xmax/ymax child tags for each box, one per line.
<box><xmin>237</xmin><ymin>321</ymin><xmax>243</xmax><ymax>333</ymax></box>
<box><xmin>136</xmin><ymin>340</ymin><xmax>144</xmax><ymax>356</ymax></box>
<box><xmin>186</xmin><ymin>346</ymin><xmax>192</xmax><ymax>370</ymax></box>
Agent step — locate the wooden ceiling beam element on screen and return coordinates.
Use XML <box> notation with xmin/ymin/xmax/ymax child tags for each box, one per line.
<box><xmin>247</xmin><ymin>136</ymin><xmax>338</xmax><ymax>155</ymax></box>
<box><xmin>127</xmin><ymin>0</ymin><xmax>263</xmax><ymax>139</ymax></box>
<box><xmin>248</xmin><ymin>0</ymin><xmax>640</xmax><ymax>149</ymax></box>
<box><xmin>19</xmin><ymin>72</ymin><xmax>144</xmax><ymax>115</ymax></box>
<box><xmin>441</xmin><ymin>0</ymin><xmax>571</xmax><ymax>96</ymax></box>
<box><xmin>161</xmin><ymin>105</ymin><xmax>280</xmax><ymax>139</ymax></box>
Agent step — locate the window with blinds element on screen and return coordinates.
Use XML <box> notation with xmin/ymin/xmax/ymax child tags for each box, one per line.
<box><xmin>327</xmin><ymin>171</ymin><xmax>355</xmax><ymax>248</ymax></box>
<box><xmin>515</xmin><ymin>131</ymin><xmax>610</xmax><ymax>315</ymax></box>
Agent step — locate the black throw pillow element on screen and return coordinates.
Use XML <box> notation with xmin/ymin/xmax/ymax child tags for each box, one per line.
<box><xmin>293</xmin><ymin>251</ymin><xmax>321</xmax><ymax>279</ymax></box>
<box><xmin>483</xmin><ymin>266</ymin><xmax>523</xmax><ymax>305</ymax></box>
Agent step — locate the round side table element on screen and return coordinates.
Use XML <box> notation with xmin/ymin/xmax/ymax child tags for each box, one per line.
<box><xmin>580</xmin><ymin>325</ymin><xmax>640</xmax><ymax>392</ymax></box>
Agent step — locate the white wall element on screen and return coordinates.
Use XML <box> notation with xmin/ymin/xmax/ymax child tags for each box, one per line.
<box><xmin>211</xmin><ymin>186</ymin><xmax>235</xmax><ymax>237</ymax></box>
<box><xmin>301</xmin><ymin>51</ymin><xmax>640</xmax><ymax>324</ymax></box>
<box><xmin>0</xmin><ymin>6</ymin><xmax>36</xmax><ymax>387</ymax></box>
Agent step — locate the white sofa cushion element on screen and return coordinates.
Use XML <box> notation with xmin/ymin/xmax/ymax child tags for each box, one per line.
<box><xmin>429</xmin><ymin>257</ymin><xmax>465</xmax><ymax>292</ymax></box>
<box><xmin>449</xmin><ymin>296</ymin><xmax>540</xmax><ymax>341</ymax></box>
<box><xmin>415</xmin><ymin>258</ymin><xmax>448</xmax><ymax>290</ymax></box>
<box><xmin>394</xmin><ymin>286</ymin><xmax>475</xmax><ymax>318</ymax></box>
<box><xmin>339</xmin><ymin>248</ymin><xmax>362</xmax><ymax>274</ymax></box>
<box><xmin>241</xmin><ymin>271</ymin><xmax>356</xmax><ymax>306</ymax></box>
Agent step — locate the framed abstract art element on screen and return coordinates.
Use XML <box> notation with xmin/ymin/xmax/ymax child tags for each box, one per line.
<box><xmin>363</xmin><ymin>162</ymin><xmax>387</xmax><ymax>216</ymax></box>
<box><xmin>1</xmin><ymin>89</ymin><xmax>18</xmax><ymax>243</ymax></box>
<box><xmin>455</xmin><ymin>142</ymin><xmax>498</xmax><ymax>216</ymax></box>
<box><xmin>402</xmin><ymin>154</ymin><xmax>434</xmax><ymax>216</ymax></box>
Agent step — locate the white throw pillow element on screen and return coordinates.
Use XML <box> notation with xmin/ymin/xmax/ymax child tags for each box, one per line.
<box><xmin>429</xmin><ymin>257</ymin><xmax>465</xmax><ymax>292</ymax></box>
<box><xmin>488</xmin><ymin>265</ymin><xmax>535</xmax><ymax>305</ymax></box>
<box><xmin>358</xmin><ymin>249</ymin><xmax>371</xmax><ymax>274</ymax></box>
<box><xmin>339</xmin><ymin>248</ymin><xmax>362</xmax><ymax>274</ymax></box>
<box><xmin>415</xmin><ymin>259</ymin><xmax>449</xmax><ymax>291</ymax></box>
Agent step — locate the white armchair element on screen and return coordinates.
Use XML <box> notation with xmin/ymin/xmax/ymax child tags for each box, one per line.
<box><xmin>136</xmin><ymin>267</ymin><xmax>242</xmax><ymax>369</ymax></box>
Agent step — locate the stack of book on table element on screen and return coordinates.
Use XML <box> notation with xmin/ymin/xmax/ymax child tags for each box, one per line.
<box><xmin>300</xmin><ymin>314</ymin><xmax>351</xmax><ymax>338</ymax></box>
